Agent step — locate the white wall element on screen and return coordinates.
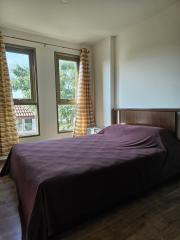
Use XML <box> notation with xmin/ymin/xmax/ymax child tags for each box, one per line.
<box><xmin>116</xmin><ymin>1</ymin><xmax>180</xmax><ymax>108</ymax></box>
<box><xmin>93</xmin><ymin>1</ymin><xmax>180</xmax><ymax>136</ymax></box>
<box><xmin>1</xmin><ymin>28</ymin><xmax>91</xmax><ymax>142</ymax></box>
<box><xmin>93</xmin><ymin>36</ymin><xmax>115</xmax><ymax>127</ymax></box>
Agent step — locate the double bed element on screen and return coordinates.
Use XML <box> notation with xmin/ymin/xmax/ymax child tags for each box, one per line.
<box><xmin>1</xmin><ymin>109</ymin><xmax>180</xmax><ymax>240</ymax></box>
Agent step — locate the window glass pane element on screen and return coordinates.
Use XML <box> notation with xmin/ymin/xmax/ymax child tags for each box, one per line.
<box><xmin>6</xmin><ymin>51</ymin><xmax>31</xmax><ymax>99</ymax></box>
<box><xmin>59</xmin><ymin>60</ymin><xmax>78</xmax><ymax>100</ymax></box>
<box><xmin>25</xmin><ymin>119</ymin><xmax>33</xmax><ymax>131</ymax></box>
<box><xmin>15</xmin><ymin>105</ymin><xmax>38</xmax><ymax>136</ymax></box>
<box><xmin>17</xmin><ymin>119</ymin><xmax>23</xmax><ymax>132</ymax></box>
<box><xmin>58</xmin><ymin>105</ymin><xmax>76</xmax><ymax>131</ymax></box>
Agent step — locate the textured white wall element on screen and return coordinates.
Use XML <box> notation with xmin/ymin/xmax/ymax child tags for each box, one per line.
<box><xmin>1</xmin><ymin>28</ymin><xmax>90</xmax><ymax>142</ymax></box>
<box><xmin>116</xmin><ymin>1</ymin><xmax>180</xmax><ymax>108</ymax></box>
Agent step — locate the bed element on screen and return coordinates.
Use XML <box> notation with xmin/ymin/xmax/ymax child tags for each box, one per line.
<box><xmin>1</xmin><ymin>108</ymin><xmax>180</xmax><ymax>240</ymax></box>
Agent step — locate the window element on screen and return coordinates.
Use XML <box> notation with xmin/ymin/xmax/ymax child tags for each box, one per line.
<box><xmin>6</xmin><ymin>44</ymin><xmax>39</xmax><ymax>137</ymax></box>
<box><xmin>55</xmin><ymin>52</ymin><xmax>79</xmax><ymax>132</ymax></box>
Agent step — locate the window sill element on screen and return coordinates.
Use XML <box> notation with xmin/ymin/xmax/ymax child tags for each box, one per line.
<box><xmin>58</xmin><ymin>130</ymin><xmax>73</xmax><ymax>134</ymax></box>
<box><xmin>19</xmin><ymin>133</ymin><xmax>40</xmax><ymax>138</ymax></box>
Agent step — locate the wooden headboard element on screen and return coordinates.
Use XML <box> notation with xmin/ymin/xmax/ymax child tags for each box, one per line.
<box><xmin>112</xmin><ymin>108</ymin><xmax>180</xmax><ymax>133</ymax></box>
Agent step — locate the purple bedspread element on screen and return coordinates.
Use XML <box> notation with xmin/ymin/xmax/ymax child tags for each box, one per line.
<box><xmin>1</xmin><ymin>124</ymin><xmax>180</xmax><ymax>240</ymax></box>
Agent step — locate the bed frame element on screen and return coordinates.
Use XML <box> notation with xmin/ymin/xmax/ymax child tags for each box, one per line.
<box><xmin>112</xmin><ymin>108</ymin><xmax>180</xmax><ymax>134</ymax></box>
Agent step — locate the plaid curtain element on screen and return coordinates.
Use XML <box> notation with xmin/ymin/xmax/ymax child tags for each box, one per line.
<box><xmin>0</xmin><ymin>32</ymin><xmax>19</xmax><ymax>156</ymax></box>
<box><xmin>73</xmin><ymin>48</ymin><xmax>95</xmax><ymax>137</ymax></box>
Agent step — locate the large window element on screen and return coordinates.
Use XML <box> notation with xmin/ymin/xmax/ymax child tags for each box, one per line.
<box><xmin>55</xmin><ymin>52</ymin><xmax>79</xmax><ymax>132</ymax></box>
<box><xmin>6</xmin><ymin>44</ymin><xmax>39</xmax><ymax>137</ymax></box>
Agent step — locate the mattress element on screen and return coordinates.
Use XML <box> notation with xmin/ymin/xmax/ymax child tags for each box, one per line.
<box><xmin>1</xmin><ymin>124</ymin><xmax>180</xmax><ymax>240</ymax></box>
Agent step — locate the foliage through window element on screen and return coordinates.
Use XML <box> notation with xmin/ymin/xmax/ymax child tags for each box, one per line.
<box><xmin>55</xmin><ymin>52</ymin><xmax>79</xmax><ymax>132</ymax></box>
<box><xmin>6</xmin><ymin>44</ymin><xmax>39</xmax><ymax>137</ymax></box>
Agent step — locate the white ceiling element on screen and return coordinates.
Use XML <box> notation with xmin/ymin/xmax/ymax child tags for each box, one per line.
<box><xmin>0</xmin><ymin>0</ymin><xmax>177</xmax><ymax>44</ymax></box>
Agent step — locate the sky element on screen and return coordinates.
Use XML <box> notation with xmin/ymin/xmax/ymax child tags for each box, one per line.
<box><xmin>6</xmin><ymin>51</ymin><xmax>30</xmax><ymax>98</ymax></box>
<box><xmin>6</xmin><ymin>51</ymin><xmax>29</xmax><ymax>69</ymax></box>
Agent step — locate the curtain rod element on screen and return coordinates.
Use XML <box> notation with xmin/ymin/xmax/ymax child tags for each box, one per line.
<box><xmin>3</xmin><ymin>34</ymin><xmax>81</xmax><ymax>52</ymax></box>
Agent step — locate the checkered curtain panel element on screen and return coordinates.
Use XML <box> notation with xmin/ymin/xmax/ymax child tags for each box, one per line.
<box><xmin>0</xmin><ymin>32</ymin><xmax>19</xmax><ymax>156</ymax></box>
<box><xmin>73</xmin><ymin>48</ymin><xmax>95</xmax><ymax>137</ymax></box>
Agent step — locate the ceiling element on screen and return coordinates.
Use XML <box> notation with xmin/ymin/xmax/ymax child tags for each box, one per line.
<box><xmin>0</xmin><ymin>0</ymin><xmax>177</xmax><ymax>45</ymax></box>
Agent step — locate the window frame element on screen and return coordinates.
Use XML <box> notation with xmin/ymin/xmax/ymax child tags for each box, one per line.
<box><xmin>54</xmin><ymin>52</ymin><xmax>80</xmax><ymax>133</ymax></box>
<box><xmin>6</xmin><ymin>43</ymin><xmax>40</xmax><ymax>138</ymax></box>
